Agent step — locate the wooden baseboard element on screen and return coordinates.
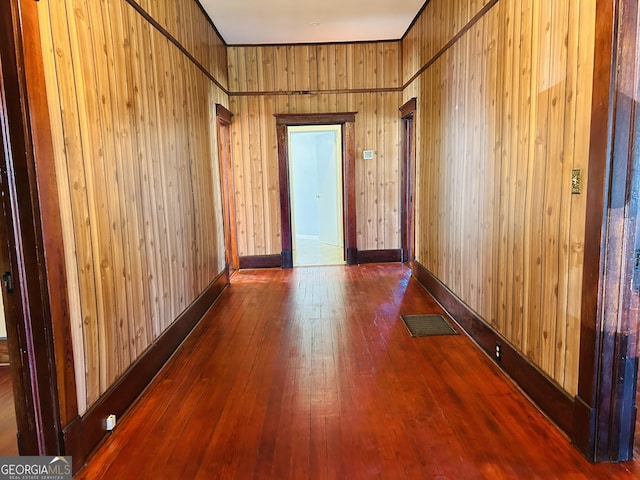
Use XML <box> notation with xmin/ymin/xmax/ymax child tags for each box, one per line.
<box><xmin>573</xmin><ymin>395</ymin><xmax>597</xmax><ymax>461</ymax></box>
<box><xmin>239</xmin><ymin>254</ymin><xmax>281</xmax><ymax>269</ymax></box>
<box><xmin>412</xmin><ymin>261</ymin><xmax>575</xmax><ymax>436</ymax></box>
<box><xmin>357</xmin><ymin>249</ymin><xmax>402</xmax><ymax>264</ymax></box>
<box><xmin>0</xmin><ymin>339</ymin><xmax>8</xmax><ymax>364</ymax></box>
<box><xmin>240</xmin><ymin>249</ymin><xmax>403</xmax><ymax>269</ymax></box>
<box><xmin>64</xmin><ymin>270</ymin><xmax>228</xmax><ymax>472</ymax></box>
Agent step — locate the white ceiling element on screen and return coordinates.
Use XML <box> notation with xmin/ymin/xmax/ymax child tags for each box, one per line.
<box><xmin>199</xmin><ymin>0</ymin><xmax>426</xmax><ymax>45</ymax></box>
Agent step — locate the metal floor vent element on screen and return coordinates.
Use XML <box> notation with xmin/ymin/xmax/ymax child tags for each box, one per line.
<box><xmin>401</xmin><ymin>314</ymin><xmax>459</xmax><ymax>337</ymax></box>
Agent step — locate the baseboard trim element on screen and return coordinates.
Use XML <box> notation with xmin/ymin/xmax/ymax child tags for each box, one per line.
<box><xmin>64</xmin><ymin>269</ymin><xmax>229</xmax><ymax>472</ymax></box>
<box><xmin>239</xmin><ymin>254</ymin><xmax>282</xmax><ymax>269</ymax></box>
<box><xmin>0</xmin><ymin>339</ymin><xmax>8</xmax><ymax>364</ymax></box>
<box><xmin>573</xmin><ymin>394</ymin><xmax>597</xmax><ymax>461</ymax></box>
<box><xmin>240</xmin><ymin>249</ymin><xmax>402</xmax><ymax>268</ymax></box>
<box><xmin>357</xmin><ymin>249</ymin><xmax>402</xmax><ymax>264</ymax></box>
<box><xmin>412</xmin><ymin>261</ymin><xmax>575</xmax><ymax>436</ymax></box>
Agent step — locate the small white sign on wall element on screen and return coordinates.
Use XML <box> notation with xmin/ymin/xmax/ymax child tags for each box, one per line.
<box><xmin>363</xmin><ymin>150</ymin><xmax>374</xmax><ymax>160</ymax></box>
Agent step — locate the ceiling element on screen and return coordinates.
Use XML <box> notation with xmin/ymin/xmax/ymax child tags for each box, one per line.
<box><xmin>199</xmin><ymin>0</ymin><xmax>426</xmax><ymax>45</ymax></box>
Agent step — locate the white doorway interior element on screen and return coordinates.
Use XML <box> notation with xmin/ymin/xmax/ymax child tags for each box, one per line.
<box><xmin>288</xmin><ymin>125</ymin><xmax>345</xmax><ymax>267</ymax></box>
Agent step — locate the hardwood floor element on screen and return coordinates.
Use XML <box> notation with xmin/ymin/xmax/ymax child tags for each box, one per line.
<box><xmin>0</xmin><ymin>365</ymin><xmax>17</xmax><ymax>455</ymax></box>
<box><xmin>76</xmin><ymin>264</ymin><xmax>640</xmax><ymax>479</ymax></box>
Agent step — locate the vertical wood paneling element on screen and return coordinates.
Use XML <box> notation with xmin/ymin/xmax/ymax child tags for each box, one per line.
<box><xmin>134</xmin><ymin>0</ymin><xmax>228</xmax><ymax>90</ymax></box>
<box><xmin>565</xmin><ymin>0</ymin><xmax>595</xmax><ymax>390</ymax></box>
<box><xmin>401</xmin><ymin>0</ymin><xmax>492</xmax><ymax>85</ymax></box>
<box><xmin>228</xmin><ymin>42</ymin><xmax>401</xmax><ymax>255</ymax></box>
<box><xmin>37</xmin><ymin>0</ymin><xmax>228</xmax><ymax>414</ymax></box>
<box><xmin>37</xmin><ymin>0</ymin><xmax>89</xmax><ymax>412</ymax></box>
<box><xmin>403</xmin><ymin>0</ymin><xmax>596</xmax><ymax>396</ymax></box>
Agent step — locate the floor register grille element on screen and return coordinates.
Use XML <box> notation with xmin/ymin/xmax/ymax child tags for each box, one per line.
<box><xmin>401</xmin><ymin>314</ymin><xmax>459</xmax><ymax>337</ymax></box>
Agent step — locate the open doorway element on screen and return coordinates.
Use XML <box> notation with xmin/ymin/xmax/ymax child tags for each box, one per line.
<box><xmin>215</xmin><ymin>105</ymin><xmax>238</xmax><ymax>273</ymax></box>
<box><xmin>275</xmin><ymin>112</ymin><xmax>357</xmax><ymax>268</ymax></box>
<box><xmin>288</xmin><ymin>125</ymin><xmax>345</xmax><ymax>267</ymax></box>
<box><xmin>400</xmin><ymin>98</ymin><xmax>416</xmax><ymax>263</ymax></box>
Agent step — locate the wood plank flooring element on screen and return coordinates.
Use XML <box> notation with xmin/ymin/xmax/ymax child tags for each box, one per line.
<box><xmin>76</xmin><ymin>264</ymin><xmax>640</xmax><ymax>479</ymax></box>
<box><xmin>0</xmin><ymin>365</ymin><xmax>17</xmax><ymax>455</ymax></box>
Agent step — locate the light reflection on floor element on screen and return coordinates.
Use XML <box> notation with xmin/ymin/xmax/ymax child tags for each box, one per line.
<box><xmin>293</xmin><ymin>237</ymin><xmax>345</xmax><ymax>267</ymax></box>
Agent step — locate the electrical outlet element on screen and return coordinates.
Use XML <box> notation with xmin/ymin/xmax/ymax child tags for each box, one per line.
<box><xmin>495</xmin><ymin>342</ymin><xmax>502</xmax><ymax>362</ymax></box>
<box><xmin>105</xmin><ymin>414</ymin><xmax>117</xmax><ymax>431</ymax></box>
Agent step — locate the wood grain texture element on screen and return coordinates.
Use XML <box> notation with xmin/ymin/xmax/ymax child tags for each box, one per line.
<box><xmin>0</xmin><ymin>366</ymin><xmax>17</xmax><ymax>455</ymax></box>
<box><xmin>228</xmin><ymin>42</ymin><xmax>401</xmax><ymax>255</ymax></box>
<box><xmin>402</xmin><ymin>0</ymin><xmax>596</xmax><ymax>396</ymax></box>
<box><xmin>63</xmin><ymin>271</ymin><xmax>228</xmax><ymax>471</ymax></box>
<box><xmin>133</xmin><ymin>0</ymin><xmax>228</xmax><ymax>91</ymax></box>
<box><xmin>401</xmin><ymin>0</ymin><xmax>494</xmax><ymax>86</ymax></box>
<box><xmin>36</xmin><ymin>0</ymin><xmax>228</xmax><ymax>414</ymax></box>
<box><xmin>573</xmin><ymin>0</ymin><xmax>640</xmax><ymax>462</ymax></box>
<box><xmin>413</xmin><ymin>261</ymin><xmax>575</xmax><ymax>436</ymax></box>
<box><xmin>74</xmin><ymin>265</ymin><xmax>640</xmax><ymax>479</ymax></box>
<box><xmin>0</xmin><ymin>341</ymin><xmax>8</xmax><ymax>365</ymax></box>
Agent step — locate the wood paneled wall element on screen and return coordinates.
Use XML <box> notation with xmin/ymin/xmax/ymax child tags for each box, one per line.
<box><xmin>402</xmin><ymin>0</ymin><xmax>495</xmax><ymax>86</ymax></box>
<box><xmin>36</xmin><ymin>0</ymin><xmax>228</xmax><ymax>414</ymax></box>
<box><xmin>403</xmin><ymin>0</ymin><xmax>596</xmax><ymax>396</ymax></box>
<box><xmin>135</xmin><ymin>0</ymin><xmax>228</xmax><ymax>90</ymax></box>
<box><xmin>228</xmin><ymin>43</ymin><xmax>401</xmax><ymax>255</ymax></box>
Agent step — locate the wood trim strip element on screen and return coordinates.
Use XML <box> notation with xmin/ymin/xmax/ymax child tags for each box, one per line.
<box><xmin>412</xmin><ymin>262</ymin><xmax>575</xmax><ymax>436</ymax></box>
<box><xmin>229</xmin><ymin>87</ymin><xmax>402</xmax><ymax>97</ymax></box>
<box><xmin>399</xmin><ymin>98</ymin><xmax>417</xmax><ymax>119</ymax></box>
<box><xmin>238</xmin><ymin>255</ymin><xmax>281</xmax><ymax>269</ymax></box>
<box><xmin>357</xmin><ymin>249</ymin><xmax>402</xmax><ymax>264</ymax></box>
<box><xmin>343</xmin><ymin>121</ymin><xmax>357</xmax><ymax>265</ymax></box>
<box><xmin>276</xmin><ymin>122</ymin><xmax>293</xmax><ymax>268</ymax></box>
<box><xmin>401</xmin><ymin>0</ymin><xmax>499</xmax><ymax>90</ymax></box>
<box><xmin>123</xmin><ymin>0</ymin><xmax>229</xmax><ymax>95</ymax></box>
<box><xmin>215</xmin><ymin>104</ymin><xmax>233</xmax><ymax>124</ymax></box>
<box><xmin>572</xmin><ymin>0</ymin><xmax>616</xmax><ymax>461</ymax></box>
<box><xmin>64</xmin><ymin>270</ymin><xmax>229</xmax><ymax>472</ymax></box>
<box><xmin>275</xmin><ymin>113</ymin><xmax>357</xmax><ymax>125</ymax></box>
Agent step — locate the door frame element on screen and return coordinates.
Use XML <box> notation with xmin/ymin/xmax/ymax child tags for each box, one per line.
<box><xmin>400</xmin><ymin>98</ymin><xmax>417</xmax><ymax>263</ymax></box>
<box><xmin>215</xmin><ymin>104</ymin><xmax>239</xmax><ymax>272</ymax></box>
<box><xmin>0</xmin><ymin>0</ymin><xmax>72</xmax><ymax>455</ymax></box>
<box><xmin>573</xmin><ymin>0</ymin><xmax>640</xmax><ymax>462</ymax></box>
<box><xmin>275</xmin><ymin>113</ymin><xmax>357</xmax><ymax>268</ymax></box>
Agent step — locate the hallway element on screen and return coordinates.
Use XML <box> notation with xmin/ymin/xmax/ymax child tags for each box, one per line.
<box><xmin>76</xmin><ymin>264</ymin><xmax>640</xmax><ymax>479</ymax></box>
